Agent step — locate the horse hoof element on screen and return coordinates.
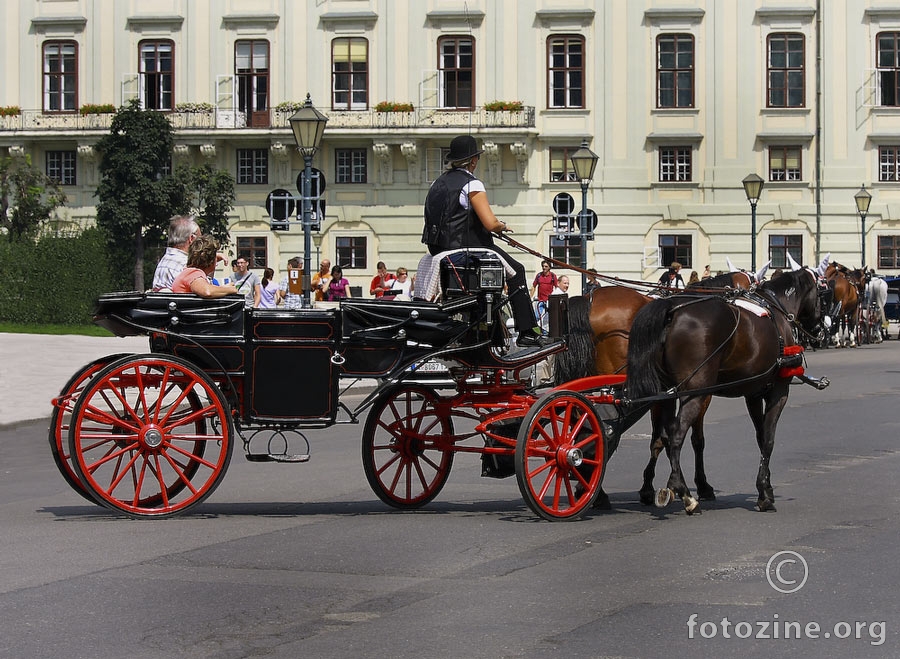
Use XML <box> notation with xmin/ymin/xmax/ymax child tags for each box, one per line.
<box><xmin>757</xmin><ymin>499</ymin><xmax>777</xmax><ymax>512</ymax></box>
<box><xmin>684</xmin><ymin>496</ymin><xmax>701</xmax><ymax>515</ymax></box>
<box><xmin>639</xmin><ymin>488</ymin><xmax>655</xmax><ymax>506</ymax></box>
<box><xmin>655</xmin><ymin>488</ymin><xmax>674</xmax><ymax>508</ymax></box>
<box><xmin>697</xmin><ymin>485</ymin><xmax>716</xmax><ymax>501</ymax></box>
<box><xmin>593</xmin><ymin>490</ymin><xmax>612</xmax><ymax>510</ymax></box>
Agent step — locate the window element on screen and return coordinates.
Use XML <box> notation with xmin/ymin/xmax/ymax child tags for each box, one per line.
<box><xmin>335</xmin><ymin>148</ymin><xmax>367</xmax><ymax>183</ymax></box>
<box><xmin>768</xmin><ymin>235</ymin><xmax>802</xmax><ymax>268</ymax></box>
<box><xmin>139</xmin><ymin>40</ymin><xmax>174</xmax><ymax>110</ymax></box>
<box><xmin>235</xmin><ymin>40</ymin><xmax>269</xmax><ymax>127</ymax></box>
<box><xmin>236</xmin><ymin>149</ymin><xmax>268</xmax><ymax>184</ymax></box>
<box><xmin>547</xmin><ymin>35</ymin><xmax>584</xmax><ymax>109</ymax></box>
<box><xmin>336</xmin><ymin>236</ymin><xmax>367</xmax><ymax>269</ymax></box>
<box><xmin>549</xmin><ymin>236</ymin><xmax>583</xmax><ymax>266</ymax></box>
<box><xmin>767</xmin><ymin>33</ymin><xmax>804</xmax><ymax>107</ymax></box>
<box><xmin>769</xmin><ymin>146</ymin><xmax>802</xmax><ymax>181</ymax></box>
<box><xmin>438</xmin><ymin>36</ymin><xmax>474</xmax><ymax>109</ymax></box>
<box><xmin>43</xmin><ymin>41</ymin><xmax>77</xmax><ymax>112</ymax></box>
<box><xmin>237</xmin><ymin>236</ymin><xmax>268</xmax><ymax>269</ymax></box>
<box><xmin>877</xmin><ymin>32</ymin><xmax>900</xmax><ymax>106</ymax></box>
<box><xmin>332</xmin><ymin>38</ymin><xmax>368</xmax><ymax>110</ymax></box>
<box><xmin>659</xmin><ymin>234</ymin><xmax>692</xmax><ymax>268</ymax></box>
<box><xmin>549</xmin><ymin>146</ymin><xmax>580</xmax><ymax>182</ymax></box>
<box><xmin>879</xmin><ymin>146</ymin><xmax>900</xmax><ymax>182</ymax></box>
<box><xmin>879</xmin><ymin>236</ymin><xmax>900</xmax><ymax>268</ymax></box>
<box><xmin>659</xmin><ymin>146</ymin><xmax>692</xmax><ymax>182</ymax></box>
<box><xmin>657</xmin><ymin>34</ymin><xmax>694</xmax><ymax>108</ymax></box>
<box><xmin>46</xmin><ymin>150</ymin><xmax>76</xmax><ymax>185</ymax></box>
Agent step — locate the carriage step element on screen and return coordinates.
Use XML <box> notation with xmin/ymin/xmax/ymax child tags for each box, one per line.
<box><xmin>245</xmin><ymin>453</ymin><xmax>311</xmax><ymax>463</ymax></box>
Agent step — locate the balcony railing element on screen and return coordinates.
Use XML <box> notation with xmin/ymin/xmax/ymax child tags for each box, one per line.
<box><xmin>0</xmin><ymin>106</ymin><xmax>535</xmax><ymax>132</ymax></box>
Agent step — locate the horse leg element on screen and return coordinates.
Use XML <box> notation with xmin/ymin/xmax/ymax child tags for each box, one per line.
<box><xmin>691</xmin><ymin>396</ymin><xmax>716</xmax><ymax>500</ymax></box>
<box><xmin>640</xmin><ymin>402</ymin><xmax>672</xmax><ymax>505</ymax></box>
<box><xmin>661</xmin><ymin>397</ymin><xmax>704</xmax><ymax>515</ymax></box>
<box><xmin>745</xmin><ymin>387</ymin><xmax>789</xmax><ymax>512</ymax></box>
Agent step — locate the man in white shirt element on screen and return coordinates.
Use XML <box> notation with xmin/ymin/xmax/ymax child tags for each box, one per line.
<box><xmin>152</xmin><ymin>215</ymin><xmax>201</xmax><ymax>291</ymax></box>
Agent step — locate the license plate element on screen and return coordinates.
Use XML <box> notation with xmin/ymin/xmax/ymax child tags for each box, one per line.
<box><xmin>410</xmin><ymin>360</ymin><xmax>447</xmax><ymax>373</ymax></box>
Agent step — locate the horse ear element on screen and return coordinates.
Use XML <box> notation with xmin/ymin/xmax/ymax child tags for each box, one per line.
<box><xmin>726</xmin><ymin>256</ymin><xmax>739</xmax><ymax>272</ymax></box>
<box><xmin>815</xmin><ymin>253</ymin><xmax>831</xmax><ymax>277</ymax></box>
<box><xmin>787</xmin><ymin>253</ymin><xmax>802</xmax><ymax>271</ymax></box>
<box><xmin>755</xmin><ymin>261</ymin><xmax>771</xmax><ymax>283</ymax></box>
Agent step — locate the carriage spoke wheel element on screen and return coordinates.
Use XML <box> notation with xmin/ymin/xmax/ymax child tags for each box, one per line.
<box><xmin>49</xmin><ymin>354</ymin><xmax>130</xmax><ymax>502</ymax></box>
<box><xmin>67</xmin><ymin>355</ymin><xmax>233</xmax><ymax>518</ymax></box>
<box><xmin>362</xmin><ymin>385</ymin><xmax>453</xmax><ymax>509</ymax></box>
<box><xmin>515</xmin><ymin>391</ymin><xmax>606</xmax><ymax>521</ymax></box>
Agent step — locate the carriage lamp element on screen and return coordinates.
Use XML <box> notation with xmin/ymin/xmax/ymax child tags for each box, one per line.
<box><xmin>571</xmin><ymin>140</ymin><xmax>600</xmax><ymax>294</ymax></box>
<box><xmin>289</xmin><ymin>94</ymin><xmax>328</xmax><ymax>308</ymax></box>
<box><xmin>742</xmin><ymin>173</ymin><xmax>765</xmax><ymax>272</ymax></box>
<box><xmin>854</xmin><ymin>184</ymin><xmax>872</xmax><ymax>268</ymax></box>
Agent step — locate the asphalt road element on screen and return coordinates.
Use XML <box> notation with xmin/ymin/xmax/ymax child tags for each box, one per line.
<box><xmin>1</xmin><ymin>341</ymin><xmax>899</xmax><ymax>658</ymax></box>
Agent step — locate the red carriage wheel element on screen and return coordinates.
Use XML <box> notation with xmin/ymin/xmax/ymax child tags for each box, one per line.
<box><xmin>67</xmin><ymin>355</ymin><xmax>233</xmax><ymax>518</ymax></box>
<box><xmin>49</xmin><ymin>354</ymin><xmax>131</xmax><ymax>502</ymax></box>
<box><xmin>362</xmin><ymin>384</ymin><xmax>454</xmax><ymax>509</ymax></box>
<box><xmin>515</xmin><ymin>390</ymin><xmax>606</xmax><ymax>521</ymax></box>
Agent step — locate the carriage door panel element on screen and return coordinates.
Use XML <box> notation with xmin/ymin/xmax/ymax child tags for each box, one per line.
<box><xmin>250</xmin><ymin>311</ymin><xmax>339</xmax><ymax>422</ymax></box>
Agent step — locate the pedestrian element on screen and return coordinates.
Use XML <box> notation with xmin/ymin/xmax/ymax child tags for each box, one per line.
<box><xmin>170</xmin><ymin>235</ymin><xmax>238</xmax><ymax>298</ymax></box>
<box><xmin>688</xmin><ymin>270</ymin><xmax>700</xmax><ymax>285</ymax></box>
<box><xmin>151</xmin><ymin>214</ymin><xmax>201</xmax><ymax>291</ymax></box>
<box><xmin>422</xmin><ymin>135</ymin><xmax>552</xmax><ymax>347</ymax></box>
<box><xmin>277</xmin><ymin>257</ymin><xmax>303</xmax><ymax>308</ymax></box>
<box><xmin>388</xmin><ymin>267</ymin><xmax>412</xmax><ymax>299</ymax></box>
<box><xmin>232</xmin><ymin>256</ymin><xmax>261</xmax><ymax>308</ymax></box>
<box><xmin>585</xmin><ymin>268</ymin><xmax>602</xmax><ymax>295</ymax></box>
<box><xmin>257</xmin><ymin>267</ymin><xmax>278</xmax><ymax>308</ymax></box>
<box><xmin>326</xmin><ymin>265</ymin><xmax>351</xmax><ymax>301</ymax></box>
<box><xmin>552</xmin><ymin>274</ymin><xmax>570</xmax><ymax>296</ymax></box>
<box><xmin>312</xmin><ymin>258</ymin><xmax>332</xmax><ymax>302</ymax></box>
<box><xmin>369</xmin><ymin>261</ymin><xmax>396</xmax><ymax>298</ymax></box>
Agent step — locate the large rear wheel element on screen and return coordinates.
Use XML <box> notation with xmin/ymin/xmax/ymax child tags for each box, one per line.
<box><xmin>516</xmin><ymin>390</ymin><xmax>606</xmax><ymax>521</ymax></box>
<box><xmin>362</xmin><ymin>385</ymin><xmax>453</xmax><ymax>509</ymax></box>
<box><xmin>68</xmin><ymin>355</ymin><xmax>233</xmax><ymax>518</ymax></box>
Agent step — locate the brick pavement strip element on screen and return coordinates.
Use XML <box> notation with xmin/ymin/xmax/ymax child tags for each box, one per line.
<box><xmin>0</xmin><ymin>333</ymin><xmax>150</xmax><ymax>427</ymax></box>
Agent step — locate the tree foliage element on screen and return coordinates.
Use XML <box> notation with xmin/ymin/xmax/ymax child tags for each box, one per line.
<box><xmin>0</xmin><ymin>154</ymin><xmax>67</xmax><ymax>242</ymax></box>
<box><xmin>95</xmin><ymin>100</ymin><xmax>235</xmax><ymax>290</ymax></box>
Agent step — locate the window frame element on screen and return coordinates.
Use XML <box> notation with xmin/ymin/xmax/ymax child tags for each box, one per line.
<box><xmin>878</xmin><ymin>235</ymin><xmax>900</xmax><ymax>269</ymax></box>
<box><xmin>236</xmin><ymin>148</ymin><xmax>269</xmax><ymax>185</ymax></box>
<box><xmin>656</xmin><ymin>33</ymin><xmax>694</xmax><ymax>109</ymax></box>
<box><xmin>335</xmin><ymin>235</ymin><xmax>368</xmax><ymax>269</ymax></box>
<box><xmin>768</xmin><ymin>145</ymin><xmax>802</xmax><ymax>182</ymax></box>
<box><xmin>236</xmin><ymin>236</ymin><xmax>268</xmax><ymax>270</ymax></box>
<box><xmin>658</xmin><ymin>146</ymin><xmax>692</xmax><ymax>182</ymax></box>
<box><xmin>46</xmin><ymin>150</ymin><xmax>77</xmax><ymax>186</ymax></box>
<box><xmin>332</xmin><ymin>37</ymin><xmax>369</xmax><ymax>111</ymax></box>
<box><xmin>549</xmin><ymin>235</ymin><xmax>583</xmax><ymax>266</ymax></box>
<box><xmin>879</xmin><ymin>145</ymin><xmax>900</xmax><ymax>182</ymax></box>
<box><xmin>42</xmin><ymin>40</ymin><xmax>78</xmax><ymax>113</ymax></box>
<box><xmin>767</xmin><ymin>234</ymin><xmax>803</xmax><ymax>269</ymax></box>
<box><xmin>437</xmin><ymin>35</ymin><xmax>475</xmax><ymax>110</ymax></box>
<box><xmin>335</xmin><ymin>148</ymin><xmax>368</xmax><ymax>184</ymax></box>
<box><xmin>877</xmin><ymin>31</ymin><xmax>900</xmax><ymax>107</ymax></box>
<box><xmin>658</xmin><ymin>234</ymin><xmax>693</xmax><ymax>269</ymax></box>
<box><xmin>549</xmin><ymin>146</ymin><xmax>580</xmax><ymax>182</ymax></box>
<box><xmin>547</xmin><ymin>34</ymin><xmax>585</xmax><ymax>109</ymax></box>
<box><xmin>767</xmin><ymin>33</ymin><xmax>805</xmax><ymax>108</ymax></box>
<box><xmin>138</xmin><ymin>39</ymin><xmax>174</xmax><ymax>111</ymax></box>
<box><xmin>235</xmin><ymin>39</ymin><xmax>270</xmax><ymax>126</ymax></box>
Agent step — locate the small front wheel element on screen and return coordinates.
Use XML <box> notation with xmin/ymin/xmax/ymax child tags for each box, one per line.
<box><xmin>516</xmin><ymin>390</ymin><xmax>606</xmax><ymax>521</ymax></box>
<box><xmin>362</xmin><ymin>385</ymin><xmax>454</xmax><ymax>509</ymax></box>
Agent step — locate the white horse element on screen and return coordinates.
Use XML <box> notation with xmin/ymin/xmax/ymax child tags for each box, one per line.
<box><xmin>866</xmin><ymin>276</ymin><xmax>889</xmax><ymax>343</ymax></box>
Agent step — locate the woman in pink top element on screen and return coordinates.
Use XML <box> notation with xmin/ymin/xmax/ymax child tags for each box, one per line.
<box><xmin>171</xmin><ymin>235</ymin><xmax>239</xmax><ymax>298</ymax></box>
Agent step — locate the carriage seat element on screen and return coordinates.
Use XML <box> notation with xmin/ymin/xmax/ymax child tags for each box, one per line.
<box><xmin>93</xmin><ymin>291</ymin><xmax>245</xmax><ymax>337</ymax></box>
<box><xmin>415</xmin><ymin>248</ymin><xmax>515</xmax><ymax>302</ymax></box>
<box><xmin>340</xmin><ymin>295</ymin><xmax>478</xmax><ymax>347</ymax></box>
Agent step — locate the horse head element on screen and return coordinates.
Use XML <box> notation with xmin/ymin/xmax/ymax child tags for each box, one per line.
<box><xmin>760</xmin><ymin>267</ymin><xmax>824</xmax><ymax>335</ymax></box>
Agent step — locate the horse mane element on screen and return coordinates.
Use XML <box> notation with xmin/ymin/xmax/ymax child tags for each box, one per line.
<box><xmin>625</xmin><ymin>297</ymin><xmax>674</xmax><ymax>401</ymax></box>
<box><xmin>553</xmin><ymin>295</ymin><xmax>596</xmax><ymax>385</ymax></box>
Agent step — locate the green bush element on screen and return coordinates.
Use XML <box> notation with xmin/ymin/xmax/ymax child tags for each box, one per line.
<box><xmin>0</xmin><ymin>228</ymin><xmax>115</xmax><ymax>325</ymax></box>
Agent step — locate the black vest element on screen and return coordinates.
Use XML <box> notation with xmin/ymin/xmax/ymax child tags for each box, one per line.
<box><xmin>422</xmin><ymin>169</ymin><xmax>492</xmax><ymax>255</ymax></box>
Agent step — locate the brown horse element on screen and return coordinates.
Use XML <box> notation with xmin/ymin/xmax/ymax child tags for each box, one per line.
<box><xmin>825</xmin><ymin>263</ymin><xmax>866</xmax><ymax>347</ymax></box>
<box><xmin>625</xmin><ymin>268</ymin><xmax>823</xmax><ymax>514</ymax></box>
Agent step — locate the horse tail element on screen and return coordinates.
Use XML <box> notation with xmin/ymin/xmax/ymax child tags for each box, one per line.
<box><xmin>625</xmin><ymin>298</ymin><xmax>674</xmax><ymax>401</ymax></box>
<box><xmin>553</xmin><ymin>295</ymin><xmax>596</xmax><ymax>385</ymax></box>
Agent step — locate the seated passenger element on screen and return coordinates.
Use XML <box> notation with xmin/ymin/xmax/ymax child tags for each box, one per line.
<box><xmin>171</xmin><ymin>235</ymin><xmax>239</xmax><ymax>299</ymax></box>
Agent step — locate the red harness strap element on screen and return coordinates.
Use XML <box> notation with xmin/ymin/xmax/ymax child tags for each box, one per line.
<box><xmin>777</xmin><ymin>344</ymin><xmax>805</xmax><ymax>379</ymax></box>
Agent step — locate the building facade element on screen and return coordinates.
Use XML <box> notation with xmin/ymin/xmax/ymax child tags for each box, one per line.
<box><xmin>2</xmin><ymin>0</ymin><xmax>900</xmax><ymax>290</ymax></box>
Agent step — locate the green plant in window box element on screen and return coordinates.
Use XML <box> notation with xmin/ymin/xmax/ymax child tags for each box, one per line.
<box><xmin>483</xmin><ymin>101</ymin><xmax>524</xmax><ymax>112</ymax></box>
<box><xmin>79</xmin><ymin>103</ymin><xmax>116</xmax><ymax>115</ymax></box>
<box><xmin>275</xmin><ymin>101</ymin><xmax>305</xmax><ymax>113</ymax></box>
<box><xmin>175</xmin><ymin>102</ymin><xmax>215</xmax><ymax>113</ymax></box>
<box><xmin>375</xmin><ymin>101</ymin><xmax>414</xmax><ymax>112</ymax></box>
<box><xmin>0</xmin><ymin>106</ymin><xmax>21</xmax><ymax>117</ymax></box>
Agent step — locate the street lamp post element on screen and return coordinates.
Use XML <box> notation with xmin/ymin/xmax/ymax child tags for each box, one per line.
<box><xmin>570</xmin><ymin>140</ymin><xmax>599</xmax><ymax>294</ymax></box>
<box><xmin>289</xmin><ymin>94</ymin><xmax>328</xmax><ymax>308</ymax></box>
<box><xmin>742</xmin><ymin>173</ymin><xmax>765</xmax><ymax>272</ymax></box>
<box><xmin>854</xmin><ymin>184</ymin><xmax>872</xmax><ymax>268</ymax></box>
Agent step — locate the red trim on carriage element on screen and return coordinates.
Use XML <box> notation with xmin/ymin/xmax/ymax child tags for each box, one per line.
<box><xmin>782</xmin><ymin>344</ymin><xmax>804</xmax><ymax>356</ymax></box>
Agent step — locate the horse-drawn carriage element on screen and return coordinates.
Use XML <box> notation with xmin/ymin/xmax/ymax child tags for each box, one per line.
<box><xmin>50</xmin><ymin>246</ymin><xmax>829</xmax><ymax>521</ymax></box>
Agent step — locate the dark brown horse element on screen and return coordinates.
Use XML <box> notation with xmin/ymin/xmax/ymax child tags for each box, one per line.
<box><xmin>825</xmin><ymin>263</ymin><xmax>866</xmax><ymax>347</ymax></box>
<box><xmin>625</xmin><ymin>268</ymin><xmax>823</xmax><ymax>514</ymax></box>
